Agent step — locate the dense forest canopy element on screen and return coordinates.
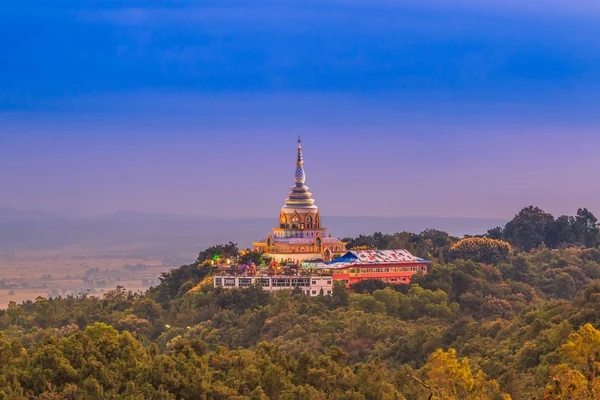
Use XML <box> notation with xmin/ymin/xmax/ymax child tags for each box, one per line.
<box><xmin>1</xmin><ymin>206</ymin><xmax>600</xmax><ymax>399</ymax></box>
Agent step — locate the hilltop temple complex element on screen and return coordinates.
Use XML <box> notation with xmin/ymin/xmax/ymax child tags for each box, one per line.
<box><xmin>215</xmin><ymin>138</ymin><xmax>430</xmax><ymax>295</ymax></box>
<box><xmin>252</xmin><ymin>138</ymin><xmax>347</xmax><ymax>263</ymax></box>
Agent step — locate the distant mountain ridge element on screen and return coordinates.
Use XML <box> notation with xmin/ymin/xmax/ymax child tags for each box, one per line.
<box><xmin>0</xmin><ymin>208</ymin><xmax>506</xmax><ymax>252</ymax></box>
<box><xmin>0</xmin><ymin>207</ymin><xmax>61</xmax><ymax>222</ymax></box>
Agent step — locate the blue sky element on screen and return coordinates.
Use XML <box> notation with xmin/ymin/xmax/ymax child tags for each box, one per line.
<box><xmin>1</xmin><ymin>0</ymin><xmax>600</xmax><ymax>218</ymax></box>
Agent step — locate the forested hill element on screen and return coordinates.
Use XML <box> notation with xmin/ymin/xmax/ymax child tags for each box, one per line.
<box><xmin>2</xmin><ymin>206</ymin><xmax>600</xmax><ymax>399</ymax></box>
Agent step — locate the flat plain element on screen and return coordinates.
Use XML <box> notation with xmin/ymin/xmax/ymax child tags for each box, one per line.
<box><xmin>0</xmin><ymin>245</ymin><xmax>192</xmax><ymax>307</ymax></box>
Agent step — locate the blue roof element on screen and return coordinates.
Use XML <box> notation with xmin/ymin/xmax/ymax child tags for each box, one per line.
<box><xmin>327</xmin><ymin>253</ymin><xmax>358</xmax><ymax>264</ymax></box>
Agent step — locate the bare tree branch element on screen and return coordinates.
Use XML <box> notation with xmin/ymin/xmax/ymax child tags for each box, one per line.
<box><xmin>409</xmin><ymin>374</ymin><xmax>433</xmax><ymax>400</ymax></box>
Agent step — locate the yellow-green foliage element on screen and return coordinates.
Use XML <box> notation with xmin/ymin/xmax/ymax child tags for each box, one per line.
<box><xmin>5</xmin><ymin>245</ymin><xmax>600</xmax><ymax>399</ymax></box>
<box><xmin>544</xmin><ymin>323</ymin><xmax>600</xmax><ymax>398</ymax></box>
<box><xmin>450</xmin><ymin>237</ymin><xmax>512</xmax><ymax>264</ymax></box>
<box><xmin>189</xmin><ymin>274</ymin><xmax>215</xmax><ymax>293</ymax></box>
<box><xmin>423</xmin><ymin>349</ymin><xmax>509</xmax><ymax>400</ymax></box>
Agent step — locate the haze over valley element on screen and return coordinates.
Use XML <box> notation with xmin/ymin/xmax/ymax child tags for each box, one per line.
<box><xmin>0</xmin><ymin>207</ymin><xmax>505</xmax><ymax>306</ymax></box>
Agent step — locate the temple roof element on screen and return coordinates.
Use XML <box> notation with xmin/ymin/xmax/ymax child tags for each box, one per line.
<box><xmin>305</xmin><ymin>250</ymin><xmax>430</xmax><ymax>270</ymax></box>
<box><xmin>329</xmin><ymin>250</ymin><xmax>430</xmax><ymax>264</ymax></box>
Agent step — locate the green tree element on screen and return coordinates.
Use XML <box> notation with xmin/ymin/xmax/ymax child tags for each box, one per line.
<box><xmin>131</xmin><ymin>297</ymin><xmax>162</xmax><ymax>323</ymax></box>
<box><xmin>241</xmin><ymin>250</ymin><xmax>268</xmax><ymax>266</ymax></box>
<box><xmin>550</xmin><ymin>215</ymin><xmax>577</xmax><ymax>247</ymax></box>
<box><xmin>330</xmin><ymin>281</ymin><xmax>350</xmax><ymax>308</ymax></box>
<box><xmin>504</xmin><ymin>206</ymin><xmax>554</xmax><ymax>251</ymax></box>
<box><xmin>6</xmin><ymin>301</ymin><xmax>25</xmax><ymax>326</ymax></box>
<box><xmin>574</xmin><ymin>208</ymin><xmax>600</xmax><ymax>248</ymax></box>
<box><xmin>350</xmin><ymin>279</ymin><xmax>387</xmax><ymax>294</ymax></box>
<box><xmin>486</xmin><ymin>226</ymin><xmax>504</xmax><ymax>240</ymax></box>
<box><xmin>196</xmin><ymin>242</ymin><xmax>239</xmax><ymax>264</ymax></box>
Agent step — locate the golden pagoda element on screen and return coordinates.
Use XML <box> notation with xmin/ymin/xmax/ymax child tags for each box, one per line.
<box><xmin>253</xmin><ymin>137</ymin><xmax>347</xmax><ymax>263</ymax></box>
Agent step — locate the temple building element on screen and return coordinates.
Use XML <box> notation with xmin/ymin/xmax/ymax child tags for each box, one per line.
<box><xmin>253</xmin><ymin>138</ymin><xmax>347</xmax><ymax>263</ymax></box>
<box><xmin>323</xmin><ymin>250</ymin><xmax>430</xmax><ymax>288</ymax></box>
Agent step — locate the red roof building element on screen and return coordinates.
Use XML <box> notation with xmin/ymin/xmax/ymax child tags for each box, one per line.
<box><xmin>321</xmin><ymin>250</ymin><xmax>430</xmax><ymax>288</ymax></box>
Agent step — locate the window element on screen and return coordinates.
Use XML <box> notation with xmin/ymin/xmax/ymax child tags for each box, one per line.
<box><xmin>239</xmin><ymin>278</ymin><xmax>252</xmax><ymax>287</ymax></box>
<box><xmin>292</xmin><ymin>278</ymin><xmax>310</xmax><ymax>287</ymax></box>
<box><xmin>327</xmin><ymin>290</ymin><xmax>331</xmax><ymax>295</ymax></box>
<box><xmin>257</xmin><ymin>278</ymin><xmax>270</xmax><ymax>287</ymax></box>
<box><xmin>307</xmin><ymin>216</ymin><xmax>313</xmax><ymax>229</ymax></box>
<box><xmin>224</xmin><ymin>278</ymin><xmax>236</xmax><ymax>287</ymax></box>
<box><xmin>273</xmin><ymin>278</ymin><xmax>291</xmax><ymax>287</ymax></box>
<box><xmin>215</xmin><ymin>278</ymin><xmax>223</xmax><ymax>286</ymax></box>
<box><xmin>312</xmin><ymin>280</ymin><xmax>317</xmax><ymax>285</ymax></box>
<box><xmin>312</xmin><ymin>290</ymin><xmax>317</xmax><ymax>295</ymax></box>
<box><xmin>326</xmin><ymin>280</ymin><xmax>331</xmax><ymax>285</ymax></box>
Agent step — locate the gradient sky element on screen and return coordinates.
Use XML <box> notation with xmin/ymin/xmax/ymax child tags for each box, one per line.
<box><xmin>1</xmin><ymin>0</ymin><xmax>600</xmax><ymax>219</ymax></box>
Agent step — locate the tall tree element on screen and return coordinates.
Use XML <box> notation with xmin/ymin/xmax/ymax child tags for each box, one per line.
<box><xmin>503</xmin><ymin>206</ymin><xmax>554</xmax><ymax>251</ymax></box>
<box><xmin>486</xmin><ymin>226</ymin><xmax>504</xmax><ymax>240</ymax></box>
<box><xmin>574</xmin><ymin>208</ymin><xmax>600</xmax><ymax>248</ymax></box>
<box><xmin>550</xmin><ymin>215</ymin><xmax>576</xmax><ymax>247</ymax></box>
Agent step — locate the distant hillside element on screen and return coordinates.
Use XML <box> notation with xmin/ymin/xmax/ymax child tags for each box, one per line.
<box><xmin>0</xmin><ymin>209</ymin><xmax>505</xmax><ymax>252</ymax></box>
<box><xmin>326</xmin><ymin>216</ymin><xmax>506</xmax><ymax>239</ymax></box>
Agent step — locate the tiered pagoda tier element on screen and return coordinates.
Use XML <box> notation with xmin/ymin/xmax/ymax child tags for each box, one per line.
<box><xmin>253</xmin><ymin>138</ymin><xmax>346</xmax><ymax>263</ymax></box>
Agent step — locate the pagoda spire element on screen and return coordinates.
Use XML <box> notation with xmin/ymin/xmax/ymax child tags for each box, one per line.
<box><xmin>285</xmin><ymin>137</ymin><xmax>315</xmax><ymax>207</ymax></box>
<box><xmin>293</xmin><ymin>137</ymin><xmax>305</xmax><ymax>187</ymax></box>
<box><xmin>296</xmin><ymin>136</ymin><xmax>303</xmax><ymax>165</ymax></box>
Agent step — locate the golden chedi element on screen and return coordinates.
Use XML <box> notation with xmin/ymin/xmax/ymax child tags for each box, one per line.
<box><xmin>253</xmin><ymin>138</ymin><xmax>346</xmax><ymax>263</ymax></box>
